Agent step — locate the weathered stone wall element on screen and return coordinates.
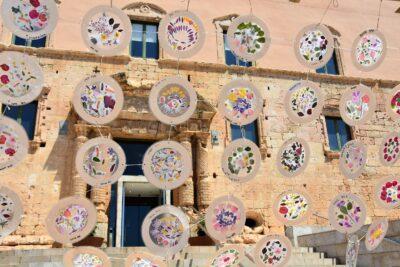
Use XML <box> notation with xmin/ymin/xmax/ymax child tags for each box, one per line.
<box><xmin>0</xmin><ymin>44</ymin><xmax>399</xmax><ymax>249</ymax></box>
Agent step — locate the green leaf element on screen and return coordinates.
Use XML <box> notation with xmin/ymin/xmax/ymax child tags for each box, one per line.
<box><xmin>339</xmin><ymin>206</ymin><xmax>348</xmax><ymax>215</ymax></box>
<box><xmin>257</xmin><ymin>37</ymin><xmax>266</xmax><ymax>43</ymax></box>
<box><xmin>338</xmin><ymin>214</ymin><xmax>344</xmax><ymax>219</ymax></box>
<box><xmin>92</xmin><ymin>157</ymin><xmax>101</xmax><ymax>162</ymax></box>
<box><xmin>347</xmin><ymin>202</ymin><xmax>353</xmax><ymax>211</ymax></box>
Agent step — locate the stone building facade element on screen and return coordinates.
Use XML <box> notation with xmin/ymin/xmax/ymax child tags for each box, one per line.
<box><xmin>0</xmin><ymin>0</ymin><xmax>400</xmax><ymax>250</ymax></box>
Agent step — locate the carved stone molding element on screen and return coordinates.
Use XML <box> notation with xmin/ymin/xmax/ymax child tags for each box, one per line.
<box><xmin>122</xmin><ymin>2</ymin><xmax>166</xmax><ymax>22</ymax></box>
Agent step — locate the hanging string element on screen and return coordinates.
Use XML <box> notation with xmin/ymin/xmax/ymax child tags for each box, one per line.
<box><xmin>318</xmin><ymin>0</ymin><xmax>335</xmax><ymax>25</ymax></box>
<box><xmin>376</xmin><ymin>0</ymin><xmax>383</xmax><ymax>30</ymax></box>
<box><xmin>168</xmin><ymin>125</ymin><xmax>173</xmax><ymax>140</ymax></box>
<box><xmin>2</xmin><ymin>105</ymin><xmax>10</xmax><ymax>115</ymax></box>
<box><xmin>176</xmin><ymin>56</ymin><xmax>180</xmax><ymax>75</ymax></box>
<box><xmin>94</xmin><ymin>124</ymin><xmax>104</xmax><ymax>138</ymax></box>
<box><xmin>248</xmin><ymin>0</ymin><xmax>253</xmax><ymax>14</ymax></box>
<box><xmin>110</xmin><ymin>0</ymin><xmax>113</xmax><ymax>8</ymax></box>
<box><xmin>186</xmin><ymin>0</ymin><xmax>191</xmax><ymax>11</ymax></box>
<box><xmin>240</xmin><ymin>125</ymin><xmax>246</xmax><ymax>140</ymax></box>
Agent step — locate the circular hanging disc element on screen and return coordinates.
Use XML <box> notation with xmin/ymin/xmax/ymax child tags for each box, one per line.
<box><xmin>294</xmin><ymin>24</ymin><xmax>334</xmax><ymax>70</ymax></box>
<box><xmin>227</xmin><ymin>15</ymin><xmax>271</xmax><ymax>62</ymax></box>
<box><xmin>158</xmin><ymin>10</ymin><xmax>205</xmax><ymax>59</ymax></box>
<box><xmin>141</xmin><ymin>205</ymin><xmax>189</xmax><ymax>257</ymax></box>
<box><xmin>284</xmin><ymin>80</ymin><xmax>325</xmax><ymax>124</ymax></box>
<box><xmin>75</xmin><ymin>137</ymin><xmax>126</xmax><ymax>187</ymax></box>
<box><xmin>374</xmin><ymin>176</ymin><xmax>400</xmax><ymax>210</ymax></box>
<box><xmin>365</xmin><ymin>218</ymin><xmax>388</xmax><ymax>251</ymax></box>
<box><xmin>272</xmin><ymin>189</ymin><xmax>313</xmax><ymax>226</ymax></box>
<box><xmin>205</xmin><ymin>195</ymin><xmax>246</xmax><ymax>242</ymax></box>
<box><xmin>386</xmin><ymin>84</ymin><xmax>400</xmax><ymax>122</ymax></box>
<box><xmin>81</xmin><ymin>5</ymin><xmax>131</xmax><ymax>56</ymax></box>
<box><xmin>351</xmin><ymin>29</ymin><xmax>387</xmax><ymax>72</ymax></box>
<box><xmin>142</xmin><ymin>140</ymin><xmax>192</xmax><ymax>190</ymax></box>
<box><xmin>0</xmin><ymin>51</ymin><xmax>44</xmax><ymax>106</ymax></box>
<box><xmin>276</xmin><ymin>137</ymin><xmax>310</xmax><ymax>178</ymax></box>
<box><xmin>221</xmin><ymin>138</ymin><xmax>261</xmax><ymax>183</ymax></box>
<box><xmin>149</xmin><ymin>76</ymin><xmax>197</xmax><ymax>126</ymax></box>
<box><xmin>207</xmin><ymin>245</ymin><xmax>245</xmax><ymax>267</ymax></box>
<box><xmin>339</xmin><ymin>84</ymin><xmax>376</xmax><ymax>126</ymax></box>
<box><xmin>0</xmin><ymin>186</ymin><xmax>23</xmax><ymax>239</ymax></box>
<box><xmin>253</xmin><ymin>234</ymin><xmax>293</xmax><ymax>267</ymax></box>
<box><xmin>0</xmin><ymin>115</ymin><xmax>29</xmax><ymax>171</ymax></box>
<box><xmin>218</xmin><ymin>79</ymin><xmax>263</xmax><ymax>126</ymax></box>
<box><xmin>45</xmin><ymin>196</ymin><xmax>97</xmax><ymax>244</ymax></box>
<box><xmin>72</xmin><ymin>75</ymin><xmax>124</xmax><ymax>125</ymax></box>
<box><xmin>328</xmin><ymin>192</ymin><xmax>366</xmax><ymax>234</ymax></box>
<box><xmin>124</xmin><ymin>252</ymin><xmax>167</xmax><ymax>267</ymax></box>
<box><xmin>1</xmin><ymin>0</ymin><xmax>59</xmax><ymax>40</ymax></box>
<box><xmin>339</xmin><ymin>140</ymin><xmax>367</xmax><ymax>180</ymax></box>
<box><xmin>379</xmin><ymin>132</ymin><xmax>400</xmax><ymax>167</ymax></box>
<box><xmin>63</xmin><ymin>246</ymin><xmax>111</xmax><ymax>267</ymax></box>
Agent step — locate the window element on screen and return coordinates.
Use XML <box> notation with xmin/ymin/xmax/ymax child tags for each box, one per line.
<box><xmin>12</xmin><ymin>35</ymin><xmax>47</xmax><ymax>48</ymax></box>
<box><xmin>325</xmin><ymin>116</ymin><xmax>352</xmax><ymax>151</ymax></box>
<box><xmin>223</xmin><ymin>30</ymin><xmax>252</xmax><ymax>67</ymax></box>
<box><xmin>316</xmin><ymin>50</ymin><xmax>339</xmax><ymax>75</ymax></box>
<box><xmin>231</xmin><ymin>120</ymin><xmax>259</xmax><ymax>145</ymax></box>
<box><xmin>116</xmin><ymin>140</ymin><xmax>153</xmax><ymax>176</ymax></box>
<box><xmin>130</xmin><ymin>22</ymin><xmax>159</xmax><ymax>59</ymax></box>
<box><xmin>2</xmin><ymin>102</ymin><xmax>38</xmax><ymax>140</ymax></box>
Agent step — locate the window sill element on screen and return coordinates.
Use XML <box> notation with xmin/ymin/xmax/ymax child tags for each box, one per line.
<box><xmin>323</xmin><ymin>146</ymin><xmax>340</xmax><ymax>160</ymax></box>
<box><xmin>28</xmin><ymin>139</ymin><xmax>43</xmax><ymax>153</ymax></box>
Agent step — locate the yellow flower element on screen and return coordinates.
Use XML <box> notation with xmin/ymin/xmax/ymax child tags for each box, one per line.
<box><xmin>228</xmin><ymin>93</ymin><xmax>238</xmax><ymax>102</ymax></box>
<box><xmin>371</xmin><ymin>228</ymin><xmax>383</xmax><ymax>240</ymax></box>
<box><xmin>101</xmin><ymin>34</ymin><xmax>107</xmax><ymax>41</ymax></box>
<box><xmin>238</xmin><ymin>88</ymin><xmax>247</xmax><ymax>98</ymax></box>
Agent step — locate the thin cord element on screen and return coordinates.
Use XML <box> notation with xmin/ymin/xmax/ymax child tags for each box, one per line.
<box><xmin>95</xmin><ymin>124</ymin><xmax>104</xmax><ymax>138</ymax></box>
<box><xmin>318</xmin><ymin>0</ymin><xmax>334</xmax><ymax>25</ymax></box>
<box><xmin>110</xmin><ymin>0</ymin><xmax>113</xmax><ymax>8</ymax></box>
<box><xmin>376</xmin><ymin>0</ymin><xmax>383</xmax><ymax>30</ymax></box>
<box><xmin>186</xmin><ymin>0</ymin><xmax>191</xmax><ymax>11</ymax></box>
<box><xmin>2</xmin><ymin>105</ymin><xmax>10</xmax><ymax>115</ymax></box>
<box><xmin>248</xmin><ymin>0</ymin><xmax>253</xmax><ymax>14</ymax></box>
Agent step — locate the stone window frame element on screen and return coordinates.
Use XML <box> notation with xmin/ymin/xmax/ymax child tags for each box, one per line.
<box><xmin>122</xmin><ymin>2</ymin><xmax>167</xmax><ymax>59</ymax></box>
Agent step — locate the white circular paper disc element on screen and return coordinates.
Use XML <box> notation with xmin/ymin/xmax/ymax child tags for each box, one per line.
<box><xmin>63</xmin><ymin>247</ymin><xmax>111</xmax><ymax>267</ymax></box>
<box><xmin>158</xmin><ymin>10</ymin><xmax>205</xmax><ymax>59</ymax></box>
<box><xmin>365</xmin><ymin>218</ymin><xmax>388</xmax><ymax>251</ymax></box>
<box><xmin>0</xmin><ymin>115</ymin><xmax>29</xmax><ymax>171</ymax></box>
<box><xmin>221</xmin><ymin>138</ymin><xmax>261</xmax><ymax>183</ymax></box>
<box><xmin>1</xmin><ymin>0</ymin><xmax>58</xmax><ymax>40</ymax></box>
<box><xmin>253</xmin><ymin>234</ymin><xmax>292</xmax><ymax>267</ymax></box>
<box><xmin>205</xmin><ymin>195</ymin><xmax>246</xmax><ymax>242</ymax></box>
<box><xmin>328</xmin><ymin>192</ymin><xmax>366</xmax><ymax>234</ymax></box>
<box><xmin>0</xmin><ymin>52</ymin><xmax>44</xmax><ymax>106</ymax></box>
<box><xmin>379</xmin><ymin>132</ymin><xmax>400</xmax><ymax>166</ymax></box>
<box><xmin>124</xmin><ymin>252</ymin><xmax>167</xmax><ymax>267</ymax></box>
<box><xmin>142</xmin><ymin>140</ymin><xmax>191</xmax><ymax>190</ymax></box>
<box><xmin>218</xmin><ymin>79</ymin><xmax>263</xmax><ymax>126</ymax></box>
<box><xmin>81</xmin><ymin>5</ymin><xmax>131</xmax><ymax>56</ymax></box>
<box><xmin>149</xmin><ymin>76</ymin><xmax>197</xmax><ymax>126</ymax></box>
<box><xmin>0</xmin><ymin>186</ymin><xmax>23</xmax><ymax>239</ymax></box>
<box><xmin>45</xmin><ymin>196</ymin><xmax>97</xmax><ymax>244</ymax></box>
<box><xmin>207</xmin><ymin>245</ymin><xmax>245</xmax><ymax>267</ymax></box>
<box><xmin>374</xmin><ymin>176</ymin><xmax>400</xmax><ymax>210</ymax></box>
<box><xmin>273</xmin><ymin>189</ymin><xmax>313</xmax><ymax>226</ymax></box>
<box><xmin>227</xmin><ymin>15</ymin><xmax>271</xmax><ymax>62</ymax></box>
<box><xmin>339</xmin><ymin>140</ymin><xmax>367</xmax><ymax>180</ymax></box>
<box><xmin>339</xmin><ymin>84</ymin><xmax>376</xmax><ymax>126</ymax></box>
<box><xmin>73</xmin><ymin>75</ymin><xmax>124</xmax><ymax>125</ymax></box>
<box><xmin>75</xmin><ymin>137</ymin><xmax>126</xmax><ymax>187</ymax></box>
<box><xmin>386</xmin><ymin>84</ymin><xmax>400</xmax><ymax>122</ymax></box>
<box><xmin>294</xmin><ymin>24</ymin><xmax>334</xmax><ymax>70</ymax></box>
<box><xmin>276</xmin><ymin>137</ymin><xmax>310</xmax><ymax>178</ymax></box>
<box><xmin>351</xmin><ymin>29</ymin><xmax>387</xmax><ymax>72</ymax></box>
<box><xmin>284</xmin><ymin>81</ymin><xmax>325</xmax><ymax>124</ymax></box>
<box><xmin>141</xmin><ymin>205</ymin><xmax>189</xmax><ymax>257</ymax></box>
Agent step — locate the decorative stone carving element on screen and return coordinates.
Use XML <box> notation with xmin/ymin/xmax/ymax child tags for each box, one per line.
<box><xmin>122</xmin><ymin>2</ymin><xmax>166</xmax><ymax>22</ymax></box>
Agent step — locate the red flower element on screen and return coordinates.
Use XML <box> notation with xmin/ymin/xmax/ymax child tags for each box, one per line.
<box><xmin>30</xmin><ymin>0</ymin><xmax>40</xmax><ymax>8</ymax></box>
<box><xmin>0</xmin><ymin>75</ymin><xmax>9</xmax><ymax>84</ymax></box>
<box><xmin>38</xmin><ymin>13</ymin><xmax>47</xmax><ymax>22</ymax></box>
<box><xmin>386</xmin><ymin>182</ymin><xmax>392</xmax><ymax>188</ymax></box>
<box><xmin>392</xmin><ymin>180</ymin><xmax>398</xmax><ymax>186</ymax></box>
<box><xmin>0</xmin><ymin>64</ymin><xmax>9</xmax><ymax>71</ymax></box>
<box><xmin>362</xmin><ymin>95</ymin><xmax>370</xmax><ymax>103</ymax></box>
<box><xmin>0</xmin><ymin>135</ymin><xmax>6</xmax><ymax>144</ymax></box>
<box><xmin>279</xmin><ymin>206</ymin><xmax>288</xmax><ymax>214</ymax></box>
<box><xmin>5</xmin><ymin>148</ymin><xmax>15</xmax><ymax>156</ymax></box>
<box><xmin>29</xmin><ymin>9</ymin><xmax>39</xmax><ymax>19</ymax></box>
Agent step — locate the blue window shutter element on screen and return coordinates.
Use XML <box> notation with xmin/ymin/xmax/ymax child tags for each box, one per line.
<box><xmin>145</xmin><ymin>24</ymin><xmax>159</xmax><ymax>59</ymax></box>
<box><xmin>317</xmin><ymin>51</ymin><xmax>339</xmax><ymax>75</ymax></box>
<box><xmin>2</xmin><ymin>102</ymin><xmax>38</xmax><ymax>140</ymax></box>
<box><xmin>325</xmin><ymin>117</ymin><xmax>340</xmax><ymax>151</ymax></box>
<box><xmin>13</xmin><ymin>35</ymin><xmax>28</xmax><ymax>46</ymax></box>
<box><xmin>223</xmin><ymin>31</ymin><xmax>252</xmax><ymax>67</ymax></box>
<box><xmin>31</xmin><ymin>36</ymin><xmax>47</xmax><ymax>48</ymax></box>
<box><xmin>231</xmin><ymin>121</ymin><xmax>259</xmax><ymax>145</ymax></box>
<box><xmin>338</xmin><ymin>119</ymin><xmax>351</xmax><ymax>148</ymax></box>
<box><xmin>131</xmin><ymin>23</ymin><xmax>144</xmax><ymax>58</ymax></box>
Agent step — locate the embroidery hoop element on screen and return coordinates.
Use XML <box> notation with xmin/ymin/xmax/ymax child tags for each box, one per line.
<box><xmin>374</xmin><ymin>176</ymin><xmax>400</xmax><ymax>210</ymax></box>
<box><xmin>124</xmin><ymin>252</ymin><xmax>167</xmax><ymax>267</ymax></box>
<box><xmin>284</xmin><ymin>80</ymin><xmax>325</xmax><ymax>124</ymax></box>
<box><xmin>272</xmin><ymin>189</ymin><xmax>313</xmax><ymax>226</ymax></box>
<box><xmin>72</xmin><ymin>74</ymin><xmax>124</xmax><ymax>125</ymax></box>
<box><xmin>207</xmin><ymin>244</ymin><xmax>245</xmax><ymax>267</ymax></box>
<box><xmin>158</xmin><ymin>10</ymin><xmax>205</xmax><ymax>59</ymax></box>
<box><xmin>75</xmin><ymin>137</ymin><xmax>126</xmax><ymax>187</ymax></box>
<box><xmin>221</xmin><ymin>138</ymin><xmax>261</xmax><ymax>183</ymax></box>
<box><xmin>253</xmin><ymin>234</ymin><xmax>293</xmax><ymax>267</ymax></box>
<box><xmin>0</xmin><ymin>115</ymin><xmax>29</xmax><ymax>171</ymax></box>
<box><xmin>205</xmin><ymin>195</ymin><xmax>246</xmax><ymax>242</ymax></box>
<box><xmin>276</xmin><ymin>137</ymin><xmax>310</xmax><ymax>178</ymax></box>
<box><xmin>81</xmin><ymin>5</ymin><xmax>132</xmax><ymax>56</ymax></box>
<box><xmin>351</xmin><ymin>29</ymin><xmax>387</xmax><ymax>72</ymax></box>
<box><xmin>386</xmin><ymin>84</ymin><xmax>400</xmax><ymax>122</ymax></box>
<box><xmin>218</xmin><ymin>79</ymin><xmax>263</xmax><ymax>126</ymax></box>
<box><xmin>45</xmin><ymin>196</ymin><xmax>97</xmax><ymax>244</ymax></box>
<box><xmin>63</xmin><ymin>246</ymin><xmax>111</xmax><ymax>267</ymax></box>
<box><xmin>365</xmin><ymin>218</ymin><xmax>388</xmax><ymax>251</ymax></box>
<box><xmin>142</xmin><ymin>140</ymin><xmax>192</xmax><ymax>190</ymax></box>
<box><xmin>141</xmin><ymin>205</ymin><xmax>189</xmax><ymax>257</ymax></box>
<box><xmin>0</xmin><ymin>52</ymin><xmax>44</xmax><ymax>106</ymax></box>
<box><xmin>339</xmin><ymin>140</ymin><xmax>367</xmax><ymax>180</ymax></box>
<box><xmin>227</xmin><ymin>14</ymin><xmax>271</xmax><ymax>62</ymax></box>
<box><xmin>328</xmin><ymin>192</ymin><xmax>366</xmax><ymax>234</ymax></box>
<box><xmin>1</xmin><ymin>0</ymin><xmax>59</xmax><ymax>40</ymax></box>
<box><xmin>149</xmin><ymin>76</ymin><xmax>197</xmax><ymax>125</ymax></box>
<box><xmin>378</xmin><ymin>132</ymin><xmax>400</xmax><ymax>166</ymax></box>
<box><xmin>294</xmin><ymin>24</ymin><xmax>334</xmax><ymax>70</ymax></box>
<box><xmin>0</xmin><ymin>186</ymin><xmax>23</xmax><ymax>239</ymax></box>
<box><xmin>339</xmin><ymin>84</ymin><xmax>376</xmax><ymax>126</ymax></box>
